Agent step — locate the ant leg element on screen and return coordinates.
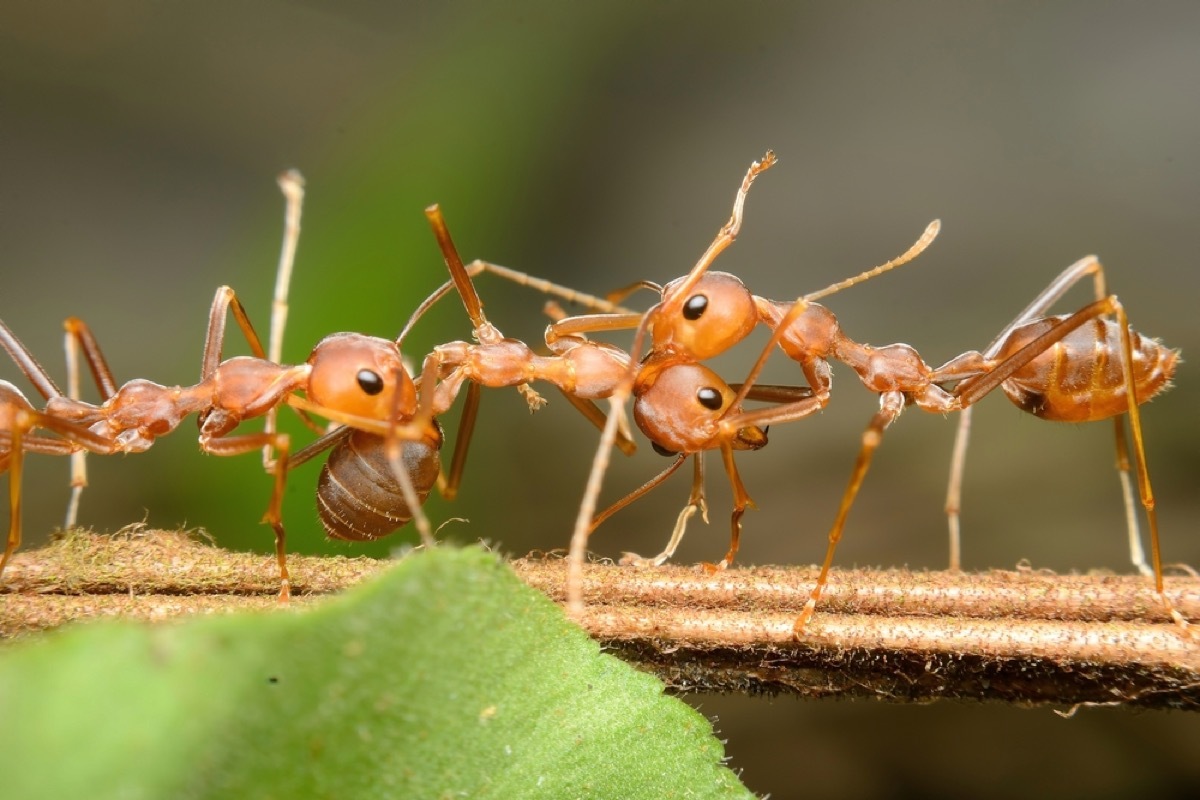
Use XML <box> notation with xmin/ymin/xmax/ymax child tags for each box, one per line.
<box><xmin>540</xmin><ymin>301</ymin><xmax>637</xmax><ymax>455</ymax></box>
<box><xmin>202</xmin><ymin>429</ymin><xmax>294</xmax><ymax>602</ymax></box>
<box><xmin>61</xmin><ymin>317</ymin><xmax>121</xmax><ymax>529</ymax></box>
<box><xmin>603</xmin><ymin>279</ymin><xmax>663</xmax><ymax>307</ymax></box>
<box><xmin>1112</xmin><ymin>303</ymin><xmax>1189</xmax><ymax>636</ymax></box>
<box><xmin>1111</xmin><ymin>418</ymin><xmax>1151</xmax><ymax>577</ymax></box>
<box><xmin>952</xmin><ymin>295</ymin><xmax>1190</xmax><ymax>636</ymax></box>
<box><xmin>382</xmin><ymin>358</ymin><xmax>441</xmax><ymax>550</ymax></box>
<box><xmin>288</xmin><ymin>426</ymin><xmax>352</xmax><ymax>469</ymax></box>
<box><xmin>438</xmin><ymin>381</ymin><xmax>481</xmax><ymax>502</ymax></box>
<box><xmin>424</xmin><ymin>206</ymin><xmax>553</xmax><ymax>412</ymax></box>
<box><xmin>0</xmin><ymin>320</ymin><xmax>65</xmax><ymax>402</ymax></box>
<box><xmin>708</xmin><ymin>442</ymin><xmax>754</xmax><ymax>571</ymax></box>
<box><xmin>793</xmin><ymin>391</ymin><xmax>906</xmax><ymax>636</ymax></box>
<box><xmin>397</xmin><ymin>262</ymin><xmax>640</xmax><ymax>346</ymax></box>
<box><xmin>590</xmin><ymin>451</ymin><xmax>688</xmax><ymax>534</ymax></box>
<box><xmin>571</xmin><ymin>450</ymin><xmax>692</xmax><ymax>567</ymax></box>
<box><xmin>567</xmin><ymin>390</ymin><xmax>630</xmax><ymax>614</ymax></box>
<box><xmin>2</xmin><ymin>415</ymin><xmax>26</xmax><ymax>580</ymax></box>
<box><xmin>621</xmin><ymin>455</ymin><xmax>707</xmax><ymax>568</ymax></box>
<box><xmin>942</xmin><ymin>256</ymin><xmax>1121</xmax><ymax>571</ymax></box>
<box><xmin>470</xmin><ymin>261</ymin><xmax>640</xmax><ymax>315</ymax></box>
<box><xmin>555</xmin><ymin>391</ymin><xmax>637</xmax><ymax>457</ymax></box>
<box><xmin>545</xmin><ymin>312</ymin><xmax>646</xmax><ymax>344</ymax></box>
<box><xmin>943</xmin><ymin>409</ymin><xmax>971</xmax><ymax>572</ymax></box>
<box><xmin>1</xmin><ymin>401</ymin><xmax>118</xmax><ymax>581</ymax></box>
<box><xmin>2</xmin><ymin>317</ymin><xmax>119</xmax><ymax>532</ymax></box>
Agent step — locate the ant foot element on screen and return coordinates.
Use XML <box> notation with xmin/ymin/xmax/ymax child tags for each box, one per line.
<box><xmin>791</xmin><ymin>601</ymin><xmax>818</xmax><ymax>639</ymax></box>
<box><xmin>518</xmin><ymin>383</ymin><xmax>548</xmax><ymax>412</ymax></box>
<box><xmin>618</xmin><ymin>551</ymin><xmax>666</xmax><ymax>568</ymax></box>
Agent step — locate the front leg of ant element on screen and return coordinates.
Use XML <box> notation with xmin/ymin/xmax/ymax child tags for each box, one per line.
<box><xmin>621</xmin><ymin>454</ymin><xmax>708</xmax><ymax>567</ymax></box>
<box><xmin>704</xmin><ymin>442</ymin><xmax>753</xmax><ymax>572</ymax></box>
<box><xmin>201</xmin><ymin>430</ymin><xmax>293</xmax><ymax>603</ymax></box>
<box><xmin>717</xmin><ymin>387</ymin><xmax>830</xmax><ymax>437</ymax></box>
<box><xmin>545</xmin><ymin>312</ymin><xmax>644</xmax><ymax>347</ymax></box>
<box><xmin>793</xmin><ymin>391</ymin><xmax>905</xmax><ymax>637</ymax></box>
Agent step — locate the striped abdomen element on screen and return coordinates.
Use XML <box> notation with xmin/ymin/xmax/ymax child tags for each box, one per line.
<box><xmin>317</xmin><ymin>429</ymin><xmax>441</xmax><ymax>541</ymax></box>
<box><xmin>997</xmin><ymin>315</ymin><xmax>1178</xmax><ymax>422</ymax></box>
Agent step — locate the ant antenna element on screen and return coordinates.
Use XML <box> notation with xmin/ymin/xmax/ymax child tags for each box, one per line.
<box><xmin>804</xmin><ymin>219</ymin><xmax>941</xmax><ymax>303</ymax></box>
<box><xmin>730</xmin><ymin>219</ymin><xmax>942</xmax><ymax>410</ymax></box>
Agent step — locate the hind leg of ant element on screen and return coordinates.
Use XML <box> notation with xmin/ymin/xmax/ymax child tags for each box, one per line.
<box><xmin>202</xmin><ymin>430</ymin><xmax>294</xmax><ymax>602</ymax></box>
<box><xmin>952</xmin><ymin>296</ymin><xmax>1190</xmax><ymax>635</ymax></box>
<box><xmin>1110</xmin><ymin>417</ymin><xmax>1151</xmax><ymax>577</ymax></box>
<box><xmin>1109</xmin><ymin>303</ymin><xmax>1190</xmax><ymax>636</ymax></box>
<box><xmin>792</xmin><ymin>391</ymin><xmax>906</xmax><ymax>636</ymax></box>
<box><xmin>942</xmin><ymin>256</ymin><xmax>1115</xmax><ymax>568</ymax></box>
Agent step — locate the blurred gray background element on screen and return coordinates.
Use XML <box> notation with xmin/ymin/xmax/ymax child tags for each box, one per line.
<box><xmin>3</xmin><ymin>1</ymin><xmax>1198</xmax><ymax>796</ymax></box>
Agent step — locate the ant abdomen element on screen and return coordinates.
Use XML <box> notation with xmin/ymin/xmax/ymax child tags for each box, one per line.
<box><xmin>316</xmin><ymin>428</ymin><xmax>441</xmax><ymax>542</ymax></box>
<box><xmin>997</xmin><ymin>315</ymin><xmax>1179</xmax><ymax>422</ymax></box>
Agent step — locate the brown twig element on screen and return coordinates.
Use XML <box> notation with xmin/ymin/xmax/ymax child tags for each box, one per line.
<box><xmin>2</xmin><ymin>529</ymin><xmax>1197</xmax><ymax>709</ymax></box>
<box><xmin>514</xmin><ymin>557</ymin><xmax>1200</xmax><ymax>709</ymax></box>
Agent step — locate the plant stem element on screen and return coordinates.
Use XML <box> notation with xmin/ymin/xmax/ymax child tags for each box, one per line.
<box><xmin>3</xmin><ymin>529</ymin><xmax>1197</xmax><ymax>709</ymax></box>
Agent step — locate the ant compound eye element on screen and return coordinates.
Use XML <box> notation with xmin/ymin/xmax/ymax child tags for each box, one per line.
<box><xmin>651</xmin><ymin>441</ymin><xmax>678</xmax><ymax>457</ymax></box>
<box><xmin>696</xmin><ymin>386</ymin><xmax>723</xmax><ymax>411</ymax></box>
<box><xmin>683</xmin><ymin>294</ymin><xmax>708</xmax><ymax>321</ymax></box>
<box><xmin>356</xmin><ymin>369</ymin><xmax>385</xmax><ymax>396</ymax></box>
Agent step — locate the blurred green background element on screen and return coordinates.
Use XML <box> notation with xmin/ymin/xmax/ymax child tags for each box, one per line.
<box><xmin>3</xmin><ymin>1</ymin><xmax>1198</xmax><ymax>796</ymax></box>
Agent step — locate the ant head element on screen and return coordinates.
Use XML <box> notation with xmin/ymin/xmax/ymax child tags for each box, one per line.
<box><xmin>633</xmin><ymin>362</ymin><xmax>767</xmax><ymax>455</ymax></box>
<box><xmin>652</xmin><ymin>272</ymin><xmax>758</xmax><ymax>360</ymax></box>
<box><xmin>306</xmin><ymin>333</ymin><xmax>417</xmax><ymax>422</ymax></box>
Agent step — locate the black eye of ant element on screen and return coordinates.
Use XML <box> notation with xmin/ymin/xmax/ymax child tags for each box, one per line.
<box><xmin>651</xmin><ymin>442</ymin><xmax>678</xmax><ymax>457</ymax></box>
<box><xmin>356</xmin><ymin>369</ymin><xmax>385</xmax><ymax>396</ymax></box>
<box><xmin>696</xmin><ymin>386</ymin><xmax>723</xmax><ymax>410</ymax></box>
<box><xmin>683</xmin><ymin>294</ymin><xmax>708</xmax><ymax>321</ymax></box>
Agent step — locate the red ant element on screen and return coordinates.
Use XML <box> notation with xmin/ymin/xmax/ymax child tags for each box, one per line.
<box><xmin>730</xmin><ymin>253</ymin><xmax>1182</xmax><ymax>635</ymax></box>
<box><xmin>1</xmin><ymin>171</ymin><xmax>447</xmax><ymax>600</ymax></box>
<box><xmin>272</xmin><ymin>201</ymin><xmax>656</xmax><ymax>556</ymax></box>
<box><xmin>551</xmin><ymin>152</ymin><xmax>1184</xmax><ymax>637</ymax></box>
<box><xmin>411</xmin><ymin>206</ymin><xmax>788</xmax><ymax>568</ymax></box>
<box><xmin>538</xmin><ymin>152</ymin><xmax>934</xmax><ymax>610</ymax></box>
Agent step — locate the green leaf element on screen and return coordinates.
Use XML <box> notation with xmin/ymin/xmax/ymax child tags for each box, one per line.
<box><xmin>0</xmin><ymin>547</ymin><xmax>752</xmax><ymax>799</ymax></box>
